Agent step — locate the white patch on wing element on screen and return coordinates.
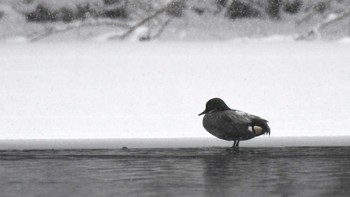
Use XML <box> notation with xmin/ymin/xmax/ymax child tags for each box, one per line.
<box><xmin>253</xmin><ymin>126</ymin><xmax>263</xmax><ymax>135</ymax></box>
<box><xmin>248</xmin><ymin>126</ymin><xmax>253</xmax><ymax>132</ymax></box>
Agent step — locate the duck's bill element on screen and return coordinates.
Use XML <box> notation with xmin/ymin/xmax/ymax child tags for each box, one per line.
<box><xmin>198</xmin><ymin>110</ymin><xmax>206</xmax><ymax>116</ymax></box>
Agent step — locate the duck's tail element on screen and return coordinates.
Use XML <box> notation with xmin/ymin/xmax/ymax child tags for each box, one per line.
<box><xmin>251</xmin><ymin>118</ymin><xmax>270</xmax><ymax>136</ymax></box>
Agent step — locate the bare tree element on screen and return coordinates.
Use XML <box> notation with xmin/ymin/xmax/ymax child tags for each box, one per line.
<box><xmin>25</xmin><ymin>0</ymin><xmax>182</xmax><ymax>42</ymax></box>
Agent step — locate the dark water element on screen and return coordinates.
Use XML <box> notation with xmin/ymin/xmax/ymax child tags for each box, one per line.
<box><xmin>1</xmin><ymin>147</ymin><xmax>350</xmax><ymax>197</ymax></box>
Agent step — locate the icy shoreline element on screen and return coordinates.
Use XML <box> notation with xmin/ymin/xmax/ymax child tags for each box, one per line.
<box><xmin>0</xmin><ymin>136</ymin><xmax>349</xmax><ymax>149</ymax></box>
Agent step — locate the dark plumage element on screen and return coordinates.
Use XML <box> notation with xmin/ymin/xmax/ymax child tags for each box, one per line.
<box><xmin>199</xmin><ymin>98</ymin><xmax>270</xmax><ymax>148</ymax></box>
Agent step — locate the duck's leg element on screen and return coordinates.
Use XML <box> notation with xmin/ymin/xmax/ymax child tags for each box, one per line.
<box><xmin>232</xmin><ymin>140</ymin><xmax>240</xmax><ymax>151</ymax></box>
<box><xmin>236</xmin><ymin>140</ymin><xmax>240</xmax><ymax>147</ymax></box>
<box><xmin>232</xmin><ymin>140</ymin><xmax>237</xmax><ymax>148</ymax></box>
<box><xmin>232</xmin><ymin>140</ymin><xmax>240</xmax><ymax>147</ymax></box>
<box><xmin>232</xmin><ymin>139</ymin><xmax>240</xmax><ymax>151</ymax></box>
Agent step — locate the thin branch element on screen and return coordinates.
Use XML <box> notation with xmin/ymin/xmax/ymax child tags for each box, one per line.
<box><xmin>109</xmin><ymin>0</ymin><xmax>178</xmax><ymax>40</ymax></box>
<box><xmin>295</xmin><ymin>0</ymin><xmax>332</xmax><ymax>26</ymax></box>
<box><xmin>28</xmin><ymin>19</ymin><xmax>130</xmax><ymax>42</ymax></box>
<box><xmin>297</xmin><ymin>9</ymin><xmax>350</xmax><ymax>40</ymax></box>
<box><xmin>319</xmin><ymin>10</ymin><xmax>350</xmax><ymax>30</ymax></box>
<box><xmin>150</xmin><ymin>18</ymin><xmax>172</xmax><ymax>39</ymax></box>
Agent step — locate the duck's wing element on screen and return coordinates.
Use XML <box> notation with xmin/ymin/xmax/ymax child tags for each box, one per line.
<box><xmin>222</xmin><ymin>110</ymin><xmax>252</xmax><ymax>124</ymax></box>
<box><xmin>227</xmin><ymin>110</ymin><xmax>271</xmax><ymax>136</ymax></box>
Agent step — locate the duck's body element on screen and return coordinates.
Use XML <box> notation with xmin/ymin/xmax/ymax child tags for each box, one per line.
<box><xmin>199</xmin><ymin>98</ymin><xmax>270</xmax><ymax>148</ymax></box>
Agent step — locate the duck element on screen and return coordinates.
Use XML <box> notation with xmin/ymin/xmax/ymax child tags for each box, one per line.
<box><xmin>199</xmin><ymin>98</ymin><xmax>270</xmax><ymax>149</ymax></box>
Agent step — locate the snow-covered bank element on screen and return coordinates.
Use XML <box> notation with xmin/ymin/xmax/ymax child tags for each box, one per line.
<box><xmin>0</xmin><ymin>41</ymin><xmax>349</xmax><ymax>139</ymax></box>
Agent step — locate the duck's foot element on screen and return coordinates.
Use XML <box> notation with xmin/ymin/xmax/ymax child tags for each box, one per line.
<box><xmin>232</xmin><ymin>146</ymin><xmax>240</xmax><ymax>153</ymax></box>
<box><xmin>222</xmin><ymin>147</ymin><xmax>239</xmax><ymax>154</ymax></box>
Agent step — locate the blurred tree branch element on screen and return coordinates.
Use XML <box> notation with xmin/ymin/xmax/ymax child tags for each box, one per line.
<box><xmin>295</xmin><ymin>0</ymin><xmax>332</xmax><ymax>26</ymax></box>
<box><xmin>27</xmin><ymin>19</ymin><xmax>130</xmax><ymax>42</ymax></box>
<box><xmin>109</xmin><ymin>0</ymin><xmax>175</xmax><ymax>40</ymax></box>
<box><xmin>26</xmin><ymin>0</ymin><xmax>180</xmax><ymax>42</ymax></box>
<box><xmin>297</xmin><ymin>9</ymin><xmax>350</xmax><ymax>40</ymax></box>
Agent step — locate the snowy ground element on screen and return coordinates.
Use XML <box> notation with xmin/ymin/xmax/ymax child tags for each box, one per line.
<box><xmin>0</xmin><ymin>40</ymin><xmax>350</xmax><ymax>139</ymax></box>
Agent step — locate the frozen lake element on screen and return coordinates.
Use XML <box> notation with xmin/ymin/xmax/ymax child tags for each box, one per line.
<box><xmin>1</xmin><ymin>145</ymin><xmax>349</xmax><ymax>197</ymax></box>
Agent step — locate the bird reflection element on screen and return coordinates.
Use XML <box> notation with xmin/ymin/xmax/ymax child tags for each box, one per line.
<box><xmin>201</xmin><ymin>150</ymin><xmax>239</xmax><ymax>196</ymax></box>
<box><xmin>201</xmin><ymin>148</ymin><xmax>272</xmax><ymax>197</ymax></box>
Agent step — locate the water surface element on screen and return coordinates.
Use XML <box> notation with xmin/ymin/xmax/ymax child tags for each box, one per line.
<box><xmin>1</xmin><ymin>147</ymin><xmax>349</xmax><ymax>197</ymax></box>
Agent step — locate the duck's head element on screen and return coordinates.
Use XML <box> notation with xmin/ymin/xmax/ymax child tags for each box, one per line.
<box><xmin>198</xmin><ymin>98</ymin><xmax>231</xmax><ymax>116</ymax></box>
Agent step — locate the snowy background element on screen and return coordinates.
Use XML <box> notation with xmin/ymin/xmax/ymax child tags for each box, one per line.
<box><xmin>0</xmin><ymin>0</ymin><xmax>349</xmax><ymax>139</ymax></box>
